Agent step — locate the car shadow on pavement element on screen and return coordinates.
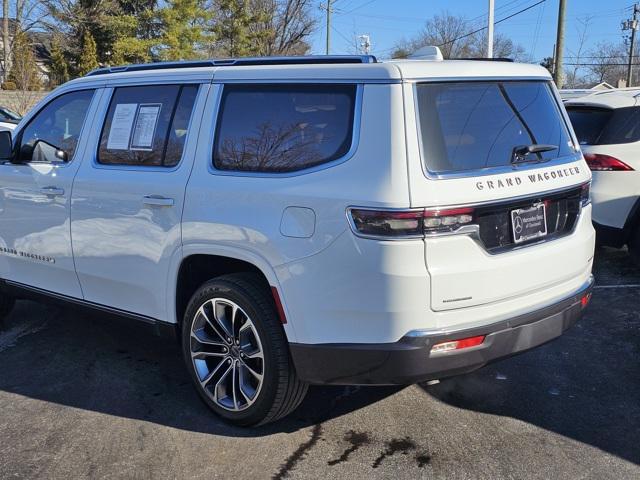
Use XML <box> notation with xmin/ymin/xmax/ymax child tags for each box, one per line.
<box><xmin>419</xmin><ymin>283</ymin><xmax>640</xmax><ymax>465</ymax></box>
<box><xmin>0</xmin><ymin>300</ymin><xmax>401</xmax><ymax>438</ymax></box>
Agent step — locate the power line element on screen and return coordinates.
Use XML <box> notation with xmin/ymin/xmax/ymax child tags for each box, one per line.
<box><xmin>438</xmin><ymin>0</ymin><xmax>547</xmax><ymax>48</ymax></box>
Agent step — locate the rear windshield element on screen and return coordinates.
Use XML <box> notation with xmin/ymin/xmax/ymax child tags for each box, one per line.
<box><xmin>566</xmin><ymin>106</ymin><xmax>640</xmax><ymax>145</ymax></box>
<box><xmin>416</xmin><ymin>81</ymin><xmax>574</xmax><ymax>174</ymax></box>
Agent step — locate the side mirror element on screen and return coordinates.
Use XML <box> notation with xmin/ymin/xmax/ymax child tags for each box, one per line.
<box><xmin>0</xmin><ymin>130</ymin><xmax>13</xmax><ymax>161</ymax></box>
<box><xmin>31</xmin><ymin>139</ymin><xmax>69</xmax><ymax>163</ymax></box>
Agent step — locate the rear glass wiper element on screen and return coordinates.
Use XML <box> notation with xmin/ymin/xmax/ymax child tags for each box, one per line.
<box><xmin>511</xmin><ymin>144</ymin><xmax>558</xmax><ymax>165</ymax></box>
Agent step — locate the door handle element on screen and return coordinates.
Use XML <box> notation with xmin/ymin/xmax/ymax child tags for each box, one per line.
<box><xmin>39</xmin><ymin>186</ymin><xmax>65</xmax><ymax>196</ymax></box>
<box><xmin>142</xmin><ymin>195</ymin><xmax>175</xmax><ymax>207</ymax></box>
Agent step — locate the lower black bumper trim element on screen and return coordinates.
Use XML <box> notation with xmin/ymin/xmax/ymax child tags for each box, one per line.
<box><xmin>290</xmin><ymin>276</ymin><xmax>594</xmax><ymax>385</ymax></box>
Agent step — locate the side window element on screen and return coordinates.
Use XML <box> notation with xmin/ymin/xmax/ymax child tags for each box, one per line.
<box><xmin>98</xmin><ymin>84</ymin><xmax>199</xmax><ymax>167</ymax></box>
<box><xmin>213</xmin><ymin>84</ymin><xmax>356</xmax><ymax>173</ymax></box>
<box><xmin>19</xmin><ymin>89</ymin><xmax>95</xmax><ymax>163</ymax></box>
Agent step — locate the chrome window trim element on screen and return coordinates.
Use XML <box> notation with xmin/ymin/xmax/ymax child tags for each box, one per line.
<box><xmin>208</xmin><ymin>83</ymin><xmax>363</xmax><ymax>178</ymax></box>
<box><xmin>212</xmin><ymin>78</ymin><xmax>400</xmax><ymax>84</ymax></box>
<box><xmin>412</xmin><ymin>79</ymin><xmax>583</xmax><ymax>180</ymax></box>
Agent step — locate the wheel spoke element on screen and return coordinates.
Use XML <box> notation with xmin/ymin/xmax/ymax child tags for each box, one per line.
<box><xmin>212</xmin><ymin>362</ymin><xmax>233</xmax><ymax>405</ymax></box>
<box><xmin>238</xmin><ymin>367</ymin><xmax>253</xmax><ymax>405</ymax></box>
<box><xmin>191</xmin><ymin>329</ymin><xmax>228</xmax><ymax>359</ymax></box>
<box><xmin>244</xmin><ymin>348</ymin><xmax>263</xmax><ymax>360</ymax></box>
<box><xmin>198</xmin><ymin>305</ymin><xmax>227</xmax><ymax>343</ymax></box>
<box><xmin>231</xmin><ymin>361</ymin><xmax>239</xmax><ymax>410</ymax></box>
<box><xmin>242</xmin><ymin>359</ymin><xmax>263</xmax><ymax>382</ymax></box>
<box><xmin>201</xmin><ymin>357</ymin><xmax>230</xmax><ymax>388</ymax></box>
<box><xmin>213</xmin><ymin>300</ymin><xmax>234</xmax><ymax>341</ymax></box>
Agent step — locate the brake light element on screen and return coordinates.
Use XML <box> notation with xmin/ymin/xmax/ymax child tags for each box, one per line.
<box><xmin>431</xmin><ymin>335</ymin><xmax>485</xmax><ymax>353</ymax></box>
<box><xmin>349</xmin><ymin>207</ymin><xmax>475</xmax><ymax>238</ymax></box>
<box><xmin>584</xmin><ymin>153</ymin><xmax>633</xmax><ymax>171</ymax></box>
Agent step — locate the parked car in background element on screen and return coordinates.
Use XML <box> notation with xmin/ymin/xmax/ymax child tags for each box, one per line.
<box><xmin>0</xmin><ymin>106</ymin><xmax>22</xmax><ymax>132</ymax></box>
<box><xmin>565</xmin><ymin>90</ymin><xmax>640</xmax><ymax>265</ymax></box>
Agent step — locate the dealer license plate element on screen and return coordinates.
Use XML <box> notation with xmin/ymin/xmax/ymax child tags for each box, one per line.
<box><xmin>511</xmin><ymin>204</ymin><xmax>547</xmax><ymax>244</ymax></box>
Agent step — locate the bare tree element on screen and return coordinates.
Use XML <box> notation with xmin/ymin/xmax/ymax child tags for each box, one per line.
<box><xmin>391</xmin><ymin>11</ymin><xmax>526</xmax><ymax>61</ymax></box>
<box><xmin>564</xmin><ymin>16</ymin><xmax>592</xmax><ymax>88</ymax></box>
<box><xmin>249</xmin><ymin>0</ymin><xmax>315</xmax><ymax>55</ymax></box>
<box><xmin>585</xmin><ymin>41</ymin><xmax>628</xmax><ymax>86</ymax></box>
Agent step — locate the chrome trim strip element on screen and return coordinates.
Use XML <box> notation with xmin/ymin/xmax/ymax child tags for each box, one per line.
<box><xmin>212</xmin><ymin>78</ymin><xmax>401</xmax><ymax>84</ymax></box>
<box><xmin>403</xmin><ymin>275</ymin><xmax>594</xmax><ymax>339</ymax></box>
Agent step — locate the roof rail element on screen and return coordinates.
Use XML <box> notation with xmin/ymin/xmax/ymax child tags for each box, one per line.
<box><xmin>450</xmin><ymin>57</ymin><xmax>514</xmax><ymax>62</ymax></box>
<box><xmin>86</xmin><ymin>55</ymin><xmax>379</xmax><ymax>77</ymax></box>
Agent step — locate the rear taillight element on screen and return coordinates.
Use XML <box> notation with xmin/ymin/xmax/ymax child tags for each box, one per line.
<box><xmin>584</xmin><ymin>153</ymin><xmax>634</xmax><ymax>171</ymax></box>
<box><xmin>423</xmin><ymin>207</ymin><xmax>474</xmax><ymax>234</ymax></box>
<box><xmin>580</xmin><ymin>182</ymin><xmax>591</xmax><ymax>207</ymax></box>
<box><xmin>349</xmin><ymin>207</ymin><xmax>475</xmax><ymax>238</ymax></box>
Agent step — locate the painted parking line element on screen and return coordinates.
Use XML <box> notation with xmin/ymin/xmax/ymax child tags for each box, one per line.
<box><xmin>594</xmin><ymin>284</ymin><xmax>640</xmax><ymax>289</ymax></box>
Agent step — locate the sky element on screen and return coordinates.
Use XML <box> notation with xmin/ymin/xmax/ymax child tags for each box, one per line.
<box><xmin>307</xmin><ymin>0</ymin><xmax>635</xmax><ymax>64</ymax></box>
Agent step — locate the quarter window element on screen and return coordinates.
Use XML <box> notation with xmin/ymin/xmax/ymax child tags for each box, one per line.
<box><xmin>98</xmin><ymin>84</ymin><xmax>198</xmax><ymax>167</ymax></box>
<box><xmin>213</xmin><ymin>84</ymin><xmax>356</xmax><ymax>173</ymax></box>
<box><xmin>18</xmin><ymin>89</ymin><xmax>94</xmax><ymax>163</ymax></box>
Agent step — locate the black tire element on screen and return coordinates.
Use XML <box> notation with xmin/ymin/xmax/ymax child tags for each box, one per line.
<box><xmin>629</xmin><ymin>225</ymin><xmax>640</xmax><ymax>267</ymax></box>
<box><xmin>181</xmin><ymin>273</ymin><xmax>307</xmax><ymax>426</ymax></box>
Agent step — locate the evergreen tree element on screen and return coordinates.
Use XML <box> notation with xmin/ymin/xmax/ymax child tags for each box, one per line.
<box><xmin>214</xmin><ymin>0</ymin><xmax>270</xmax><ymax>57</ymax></box>
<box><xmin>8</xmin><ymin>32</ymin><xmax>41</xmax><ymax>90</ymax></box>
<box><xmin>49</xmin><ymin>40</ymin><xmax>70</xmax><ymax>86</ymax></box>
<box><xmin>158</xmin><ymin>0</ymin><xmax>211</xmax><ymax>61</ymax></box>
<box><xmin>77</xmin><ymin>31</ymin><xmax>100</xmax><ymax>75</ymax></box>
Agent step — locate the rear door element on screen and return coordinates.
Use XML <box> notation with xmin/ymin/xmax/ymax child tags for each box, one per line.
<box><xmin>403</xmin><ymin>80</ymin><xmax>593</xmax><ymax>311</ymax></box>
<box><xmin>71</xmin><ymin>81</ymin><xmax>208</xmax><ymax>321</ymax></box>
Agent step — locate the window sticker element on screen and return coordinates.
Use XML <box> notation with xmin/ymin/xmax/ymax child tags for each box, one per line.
<box><xmin>106</xmin><ymin>103</ymin><xmax>138</xmax><ymax>150</ymax></box>
<box><xmin>131</xmin><ymin>103</ymin><xmax>162</xmax><ymax>151</ymax></box>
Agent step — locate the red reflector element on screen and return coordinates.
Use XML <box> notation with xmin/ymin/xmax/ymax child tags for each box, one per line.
<box><xmin>271</xmin><ymin>286</ymin><xmax>287</xmax><ymax>324</ymax></box>
<box><xmin>581</xmin><ymin>293</ymin><xmax>592</xmax><ymax>308</ymax></box>
<box><xmin>431</xmin><ymin>335</ymin><xmax>486</xmax><ymax>353</ymax></box>
<box><xmin>584</xmin><ymin>153</ymin><xmax>634</xmax><ymax>171</ymax></box>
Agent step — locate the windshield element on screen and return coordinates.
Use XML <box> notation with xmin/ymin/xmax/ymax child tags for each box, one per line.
<box><xmin>416</xmin><ymin>81</ymin><xmax>575</xmax><ymax>175</ymax></box>
<box><xmin>567</xmin><ymin>106</ymin><xmax>640</xmax><ymax>145</ymax></box>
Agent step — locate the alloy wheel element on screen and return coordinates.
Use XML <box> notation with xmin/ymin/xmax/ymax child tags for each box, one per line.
<box><xmin>189</xmin><ymin>298</ymin><xmax>264</xmax><ymax>412</ymax></box>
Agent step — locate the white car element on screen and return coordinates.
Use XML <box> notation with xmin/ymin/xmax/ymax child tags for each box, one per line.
<box><xmin>0</xmin><ymin>55</ymin><xmax>595</xmax><ymax>426</ymax></box>
<box><xmin>565</xmin><ymin>90</ymin><xmax>640</xmax><ymax>264</ymax></box>
<box><xmin>0</xmin><ymin>106</ymin><xmax>21</xmax><ymax>132</ymax></box>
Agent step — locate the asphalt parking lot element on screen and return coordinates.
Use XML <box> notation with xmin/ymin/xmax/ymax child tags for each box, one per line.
<box><xmin>0</xmin><ymin>248</ymin><xmax>638</xmax><ymax>479</ymax></box>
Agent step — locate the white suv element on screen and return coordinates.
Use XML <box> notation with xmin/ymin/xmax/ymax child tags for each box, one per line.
<box><xmin>0</xmin><ymin>55</ymin><xmax>595</xmax><ymax>426</ymax></box>
<box><xmin>565</xmin><ymin>90</ymin><xmax>640</xmax><ymax>264</ymax></box>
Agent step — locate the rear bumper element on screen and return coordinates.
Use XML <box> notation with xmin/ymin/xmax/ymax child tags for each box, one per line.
<box><xmin>290</xmin><ymin>276</ymin><xmax>594</xmax><ymax>385</ymax></box>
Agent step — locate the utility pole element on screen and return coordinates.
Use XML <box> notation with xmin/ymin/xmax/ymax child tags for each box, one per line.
<box><xmin>553</xmin><ymin>0</ymin><xmax>566</xmax><ymax>88</ymax></box>
<box><xmin>487</xmin><ymin>0</ymin><xmax>494</xmax><ymax>58</ymax></box>
<box><xmin>623</xmin><ymin>4</ymin><xmax>639</xmax><ymax>87</ymax></box>
<box><xmin>323</xmin><ymin>0</ymin><xmax>333</xmax><ymax>55</ymax></box>
<box><xmin>358</xmin><ymin>34</ymin><xmax>371</xmax><ymax>55</ymax></box>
